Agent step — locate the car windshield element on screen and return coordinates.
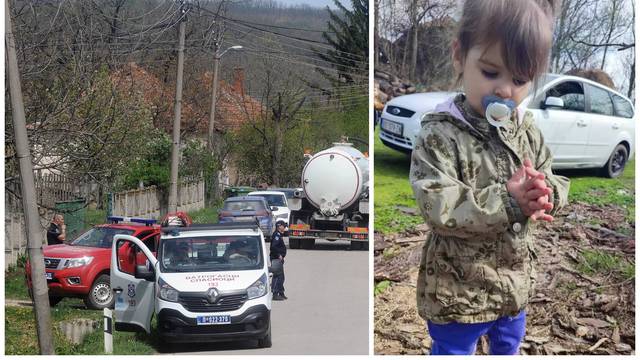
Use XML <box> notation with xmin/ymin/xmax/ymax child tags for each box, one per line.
<box><xmin>159</xmin><ymin>235</ymin><xmax>263</xmax><ymax>272</ymax></box>
<box><xmin>253</xmin><ymin>194</ymin><xmax>286</xmax><ymax>207</ymax></box>
<box><xmin>223</xmin><ymin>200</ymin><xmax>265</xmax><ymax>211</ymax></box>
<box><xmin>71</xmin><ymin>227</ymin><xmax>134</xmax><ymax>248</ymax></box>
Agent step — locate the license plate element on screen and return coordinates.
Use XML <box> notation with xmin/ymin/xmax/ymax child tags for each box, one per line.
<box><xmin>381</xmin><ymin>119</ymin><xmax>403</xmax><ymax>136</ymax></box>
<box><xmin>45</xmin><ymin>273</ymin><xmax>53</xmax><ymax>280</ymax></box>
<box><xmin>197</xmin><ymin>315</ymin><xmax>231</xmax><ymax>325</ymax></box>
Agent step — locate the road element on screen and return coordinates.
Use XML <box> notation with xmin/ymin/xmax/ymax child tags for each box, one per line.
<box><xmin>159</xmin><ymin>239</ymin><xmax>369</xmax><ymax>355</ymax></box>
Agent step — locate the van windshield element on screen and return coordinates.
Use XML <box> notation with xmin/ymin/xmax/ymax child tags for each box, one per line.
<box><xmin>159</xmin><ymin>235</ymin><xmax>263</xmax><ymax>272</ymax></box>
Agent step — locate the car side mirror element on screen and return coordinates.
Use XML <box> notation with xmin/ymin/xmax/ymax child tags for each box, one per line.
<box><xmin>541</xmin><ymin>96</ymin><xmax>564</xmax><ymax>110</ymax></box>
<box><xmin>135</xmin><ymin>265</ymin><xmax>155</xmax><ymax>282</ymax></box>
<box><xmin>271</xmin><ymin>206</ymin><xmax>278</xmax><ymax>211</ymax></box>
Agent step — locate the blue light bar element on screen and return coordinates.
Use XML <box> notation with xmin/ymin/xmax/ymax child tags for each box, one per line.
<box><xmin>107</xmin><ymin>216</ymin><xmax>157</xmax><ymax>226</ymax></box>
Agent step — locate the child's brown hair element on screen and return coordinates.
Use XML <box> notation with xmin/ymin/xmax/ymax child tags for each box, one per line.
<box><xmin>456</xmin><ymin>0</ymin><xmax>557</xmax><ymax>82</ymax></box>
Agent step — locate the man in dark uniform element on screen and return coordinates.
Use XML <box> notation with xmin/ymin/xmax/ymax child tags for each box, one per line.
<box><xmin>270</xmin><ymin>220</ymin><xmax>287</xmax><ymax>300</ymax></box>
<box><xmin>47</xmin><ymin>214</ymin><xmax>66</xmax><ymax>245</ymax></box>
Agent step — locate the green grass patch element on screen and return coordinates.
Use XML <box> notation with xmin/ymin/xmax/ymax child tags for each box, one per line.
<box><xmin>374</xmin><ymin>280</ymin><xmax>392</xmax><ymax>296</ymax></box>
<box><xmin>188</xmin><ymin>205</ymin><xmax>221</xmax><ymax>224</ymax></box>
<box><xmin>5</xmin><ymin>303</ymin><xmax>155</xmax><ymax>355</ymax></box>
<box><xmin>5</xmin><ymin>268</ymin><xmax>30</xmax><ymax>300</ymax></box>
<box><xmin>566</xmin><ymin>158</ymin><xmax>635</xmax><ymax>222</ymax></box>
<box><xmin>576</xmin><ymin>249</ymin><xmax>635</xmax><ymax>280</ymax></box>
<box><xmin>84</xmin><ymin>208</ymin><xmax>108</xmax><ymax>228</ymax></box>
<box><xmin>374</xmin><ymin>128</ymin><xmax>423</xmax><ymax>234</ymax></box>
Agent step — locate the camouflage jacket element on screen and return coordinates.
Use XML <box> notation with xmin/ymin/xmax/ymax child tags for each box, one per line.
<box><xmin>410</xmin><ymin>95</ymin><xmax>569</xmax><ymax>324</ymax></box>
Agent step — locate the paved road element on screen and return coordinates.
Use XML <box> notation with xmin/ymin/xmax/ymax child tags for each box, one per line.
<box><xmin>159</xmin><ymin>239</ymin><xmax>369</xmax><ymax>355</ymax></box>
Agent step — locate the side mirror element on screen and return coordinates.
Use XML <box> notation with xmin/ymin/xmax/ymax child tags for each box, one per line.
<box><xmin>135</xmin><ymin>265</ymin><xmax>155</xmax><ymax>282</ymax></box>
<box><xmin>271</xmin><ymin>206</ymin><xmax>278</xmax><ymax>211</ymax></box>
<box><xmin>541</xmin><ymin>96</ymin><xmax>564</xmax><ymax>110</ymax></box>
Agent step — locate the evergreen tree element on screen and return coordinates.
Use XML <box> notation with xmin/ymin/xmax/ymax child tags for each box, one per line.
<box><xmin>316</xmin><ymin>0</ymin><xmax>369</xmax><ymax>85</ymax></box>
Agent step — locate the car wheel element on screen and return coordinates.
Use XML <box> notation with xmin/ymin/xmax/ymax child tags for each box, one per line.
<box><xmin>84</xmin><ymin>274</ymin><xmax>114</xmax><ymax>310</ymax></box>
<box><xmin>49</xmin><ymin>296</ymin><xmax>63</xmax><ymax>307</ymax></box>
<box><xmin>289</xmin><ymin>238</ymin><xmax>300</xmax><ymax>249</ymax></box>
<box><xmin>257</xmin><ymin>324</ymin><xmax>272</xmax><ymax>348</ymax></box>
<box><xmin>602</xmin><ymin>144</ymin><xmax>628</xmax><ymax>178</ymax></box>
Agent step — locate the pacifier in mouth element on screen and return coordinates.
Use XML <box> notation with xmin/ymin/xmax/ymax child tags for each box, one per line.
<box><xmin>482</xmin><ymin>95</ymin><xmax>516</xmax><ymax>128</ymax></box>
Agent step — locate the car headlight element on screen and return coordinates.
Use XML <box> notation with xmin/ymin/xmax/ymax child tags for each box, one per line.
<box><xmin>246</xmin><ymin>273</ymin><xmax>268</xmax><ymax>300</ymax></box>
<box><xmin>63</xmin><ymin>256</ymin><xmax>93</xmax><ymax>269</ymax></box>
<box><xmin>157</xmin><ymin>277</ymin><xmax>179</xmax><ymax>302</ymax></box>
<box><xmin>276</xmin><ymin>214</ymin><xmax>289</xmax><ymax>219</ymax></box>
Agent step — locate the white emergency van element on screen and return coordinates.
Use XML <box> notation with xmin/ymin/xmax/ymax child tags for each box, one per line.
<box><xmin>110</xmin><ymin>223</ymin><xmax>272</xmax><ymax>347</ymax></box>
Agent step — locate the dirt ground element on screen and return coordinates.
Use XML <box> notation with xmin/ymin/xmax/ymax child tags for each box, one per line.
<box><xmin>374</xmin><ymin>202</ymin><xmax>635</xmax><ymax>355</ymax></box>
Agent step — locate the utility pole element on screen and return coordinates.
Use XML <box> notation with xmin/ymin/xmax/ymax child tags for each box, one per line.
<box><xmin>168</xmin><ymin>4</ymin><xmax>187</xmax><ymax>214</ymax></box>
<box><xmin>5</xmin><ymin>0</ymin><xmax>55</xmax><ymax>354</ymax></box>
<box><xmin>207</xmin><ymin>49</ymin><xmax>220</xmax><ymax>151</ymax></box>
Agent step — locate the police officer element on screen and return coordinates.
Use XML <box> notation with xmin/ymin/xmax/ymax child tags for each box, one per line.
<box><xmin>270</xmin><ymin>220</ymin><xmax>287</xmax><ymax>300</ymax></box>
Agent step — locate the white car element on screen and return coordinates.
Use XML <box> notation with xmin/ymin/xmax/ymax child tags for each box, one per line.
<box><xmin>379</xmin><ymin>74</ymin><xmax>635</xmax><ymax>178</ymax></box>
<box><xmin>110</xmin><ymin>224</ymin><xmax>272</xmax><ymax>347</ymax></box>
<box><xmin>248</xmin><ymin>191</ymin><xmax>291</xmax><ymax>227</ymax></box>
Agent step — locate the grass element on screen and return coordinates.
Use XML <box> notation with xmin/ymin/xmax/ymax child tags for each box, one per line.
<box><xmin>374</xmin><ymin>128</ymin><xmax>423</xmax><ymax>234</ymax></box>
<box><xmin>576</xmin><ymin>249</ymin><xmax>635</xmax><ymax>280</ymax></box>
<box><xmin>562</xmin><ymin>158</ymin><xmax>635</xmax><ymax>222</ymax></box>
<box><xmin>5</xmin><ymin>268</ymin><xmax>30</xmax><ymax>300</ymax></box>
<box><xmin>374</xmin><ymin>280</ymin><xmax>392</xmax><ymax>296</ymax></box>
<box><xmin>5</xmin><ymin>264</ymin><xmax>156</xmax><ymax>354</ymax></box>
<box><xmin>188</xmin><ymin>204</ymin><xmax>221</xmax><ymax>223</ymax></box>
<box><xmin>4</xmin><ymin>302</ymin><xmax>155</xmax><ymax>355</ymax></box>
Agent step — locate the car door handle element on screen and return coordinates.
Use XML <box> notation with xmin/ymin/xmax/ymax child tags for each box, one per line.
<box><xmin>612</xmin><ymin>123</ymin><xmax>620</xmax><ymax>129</ymax></box>
<box><xmin>577</xmin><ymin>120</ymin><xmax>588</xmax><ymax>127</ymax></box>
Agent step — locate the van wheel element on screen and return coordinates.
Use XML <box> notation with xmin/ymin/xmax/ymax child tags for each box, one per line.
<box><xmin>602</xmin><ymin>144</ymin><xmax>628</xmax><ymax>178</ymax></box>
<box><xmin>301</xmin><ymin>239</ymin><xmax>315</xmax><ymax>249</ymax></box>
<box><xmin>84</xmin><ymin>274</ymin><xmax>114</xmax><ymax>310</ymax></box>
<box><xmin>258</xmin><ymin>325</ymin><xmax>272</xmax><ymax>348</ymax></box>
<box><xmin>49</xmin><ymin>296</ymin><xmax>63</xmax><ymax>307</ymax></box>
<box><xmin>289</xmin><ymin>238</ymin><xmax>300</xmax><ymax>249</ymax></box>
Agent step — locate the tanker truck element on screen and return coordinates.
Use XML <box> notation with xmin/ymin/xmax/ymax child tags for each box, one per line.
<box><xmin>287</xmin><ymin>142</ymin><xmax>369</xmax><ymax>250</ymax></box>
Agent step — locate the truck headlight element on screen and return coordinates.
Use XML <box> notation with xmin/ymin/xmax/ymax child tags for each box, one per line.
<box><xmin>157</xmin><ymin>277</ymin><xmax>179</xmax><ymax>302</ymax></box>
<box><xmin>246</xmin><ymin>273</ymin><xmax>268</xmax><ymax>299</ymax></box>
<box><xmin>63</xmin><ymin>256</ymin><xmax>93</xmax><ymax>269</ymax></box>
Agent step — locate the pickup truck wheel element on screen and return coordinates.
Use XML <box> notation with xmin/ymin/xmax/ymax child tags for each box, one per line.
<box><xmin>84</xmin><ymin>274</ymin><xmax>114</xmax><ymax>310</ymax></box>
<box><xmin>602</xmin><ymin>144</ymin><xmax>628</xmax><ymax>178</ymax></box>
<box><xmin>49</xmin><ymin>296</ymin><xmax>63</xmax><ymax>307</ymax></box>
<box><xmin>289</xmin><ymin>238</ymin><xmax>300</xmax><ymax>249</ymax></box>
<box><xmin>257</xmin><ymin>325</ymin><xmax>272</xmax><ymax>348</ymax></box>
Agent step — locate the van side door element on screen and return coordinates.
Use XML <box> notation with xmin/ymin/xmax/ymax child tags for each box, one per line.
<box><xmin>111</xmin><ymin>234</ymin><xmax>157</xmax><ymax>334</ymax></box>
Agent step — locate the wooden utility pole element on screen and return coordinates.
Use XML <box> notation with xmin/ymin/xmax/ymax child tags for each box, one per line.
<box><xmin>207</xmin><ymin>49</ymin><xmax>220</xmax><ymax>151</ymax></box>
<box><xmin>168</xmin><ymin>5</ymin><xmax>187</xmax><ymax>214</ymax></box>
<box><xmin>5</xmin><ymin>0</ymin><xmax>55</xmax><ymax>354</ymax></box>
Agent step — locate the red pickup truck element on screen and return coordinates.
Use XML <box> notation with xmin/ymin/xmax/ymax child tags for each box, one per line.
<box><xmin>26</xmin><ymin>217</ymin><xmax>160</xmax><ymax>309</ymax></box>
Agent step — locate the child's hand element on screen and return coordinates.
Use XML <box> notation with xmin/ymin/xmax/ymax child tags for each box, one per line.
<box><xmin>507</xmin><ymin>159</ymin><xmax>554</xmax><ymax>221</ymax></box>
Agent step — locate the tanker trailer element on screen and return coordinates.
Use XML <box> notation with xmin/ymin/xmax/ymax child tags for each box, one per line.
<box><xmin>287</xmin><ymin>142</ymin><xmax>369</xmax><ymax>250</ymax></box>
